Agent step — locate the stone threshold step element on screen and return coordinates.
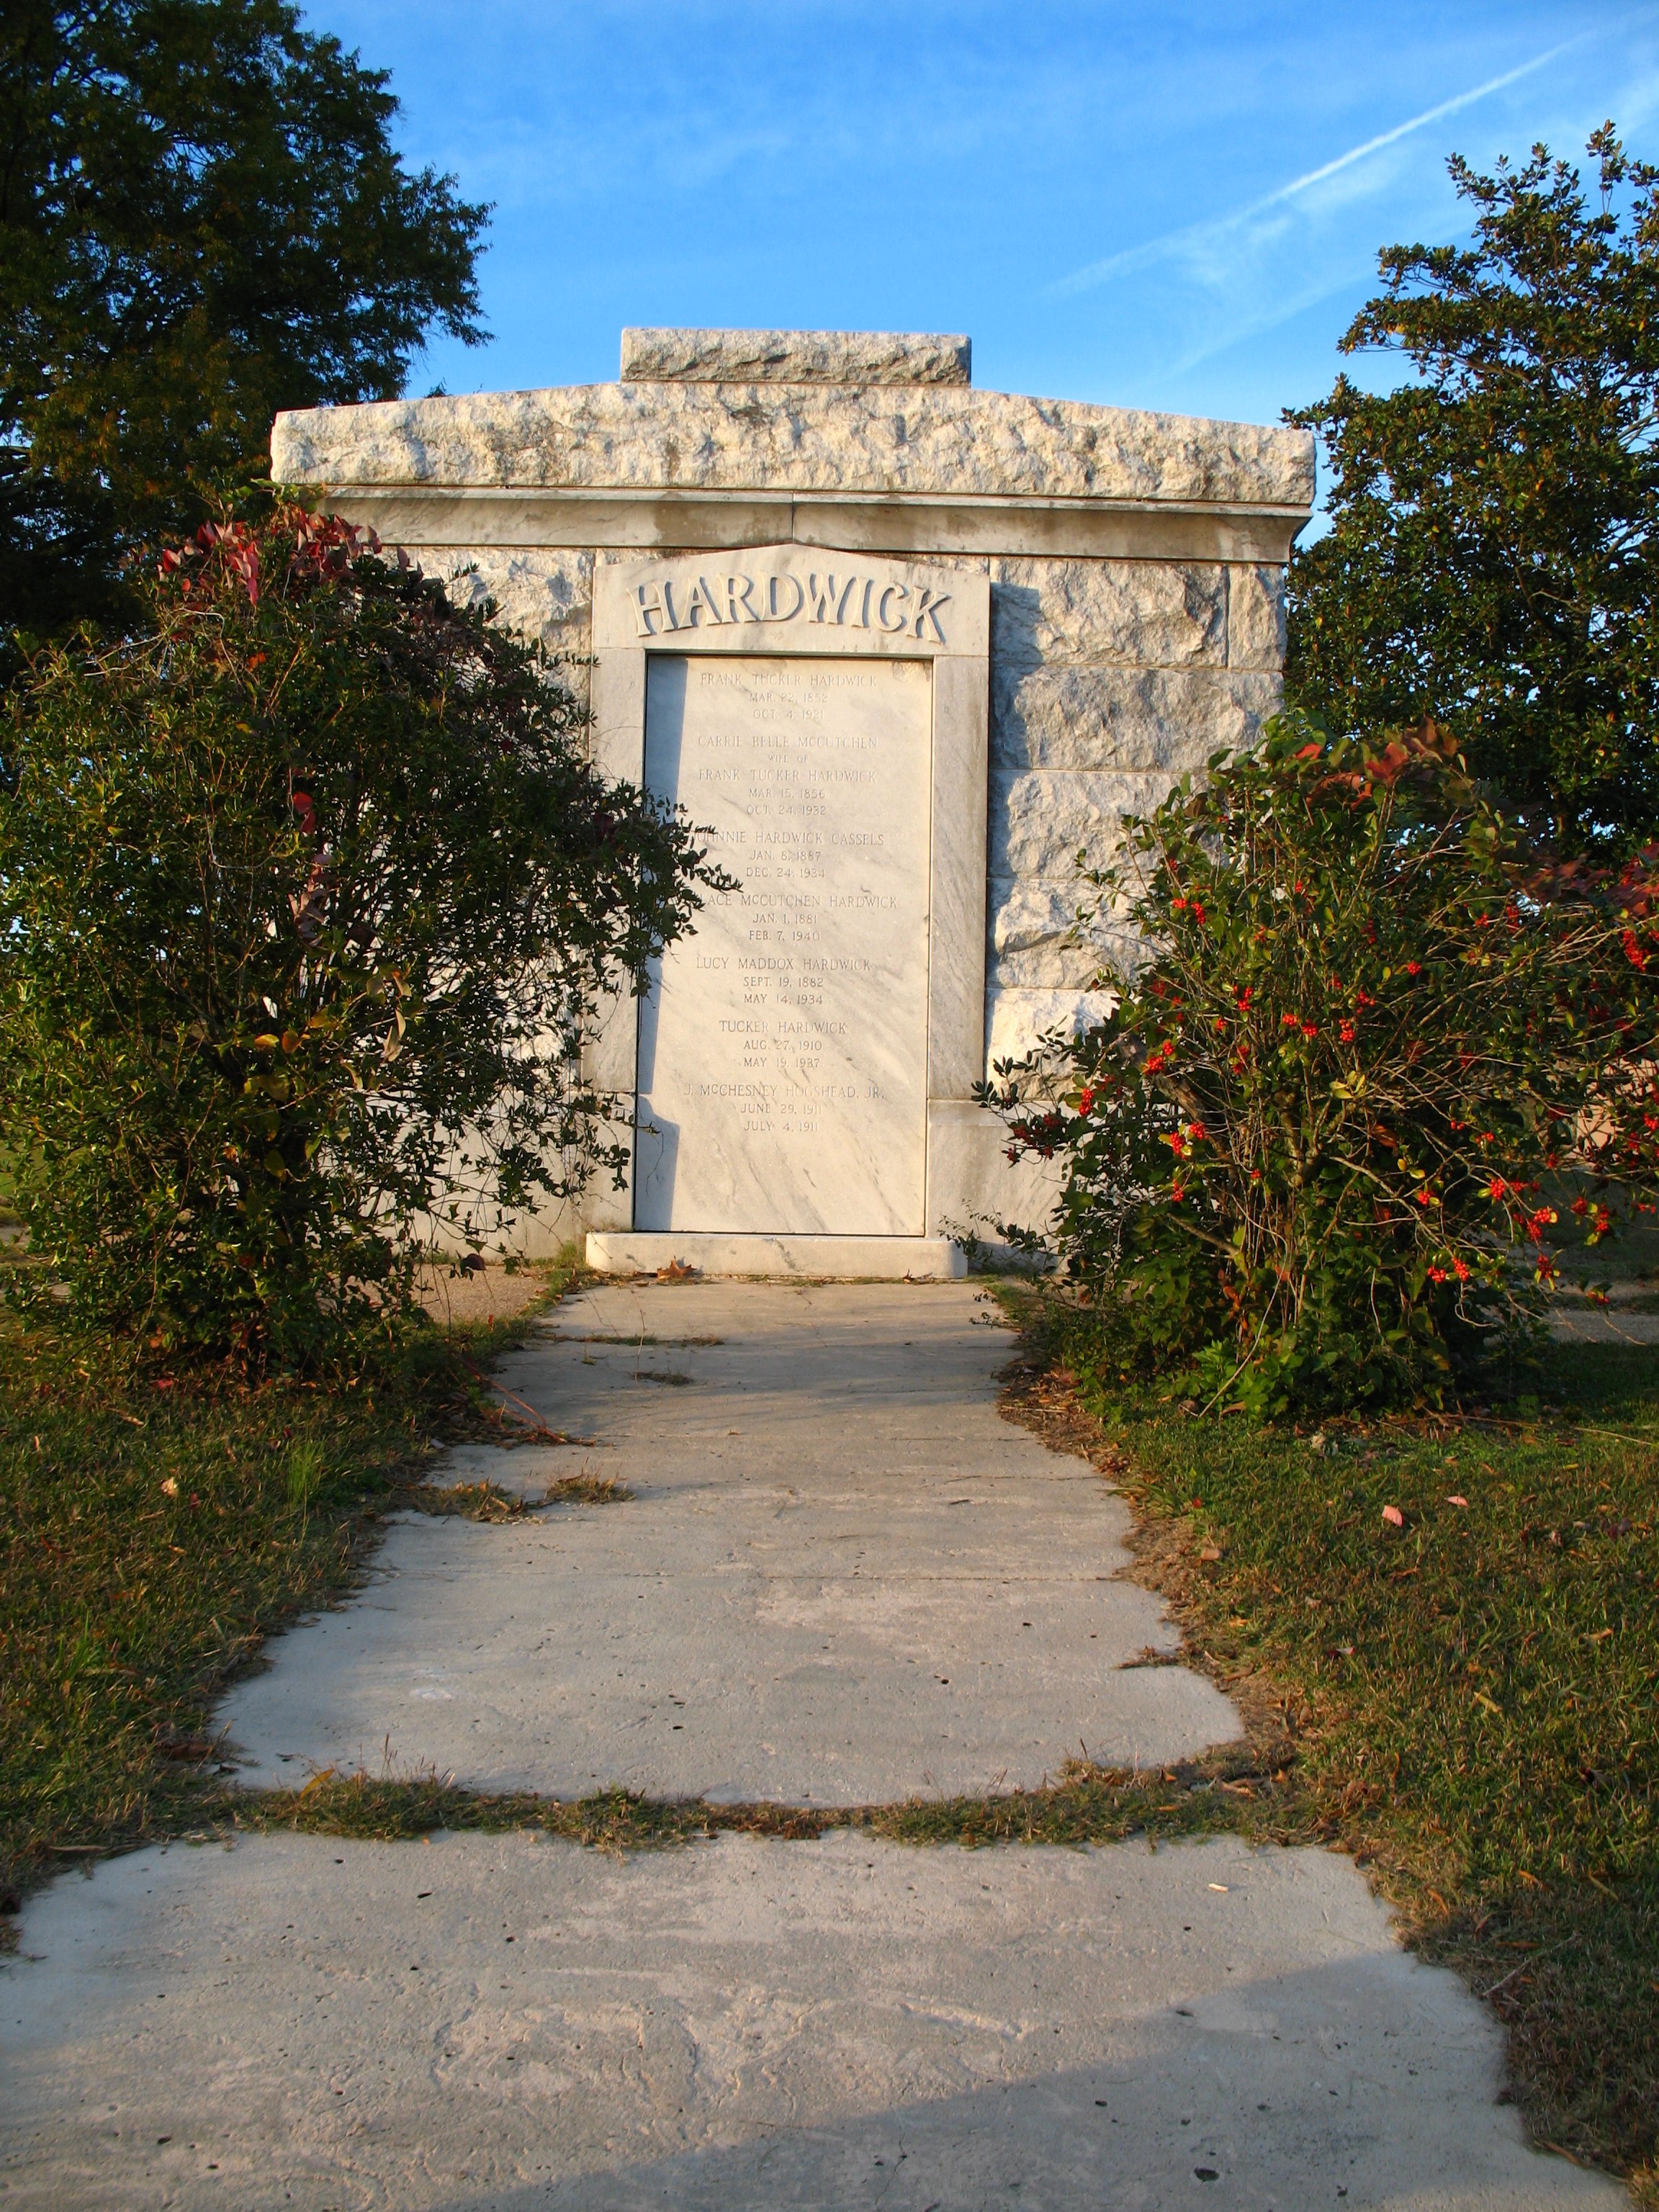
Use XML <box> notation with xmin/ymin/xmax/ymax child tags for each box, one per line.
<box><xmin>585</xmin><ymin>1232</ymin><xmax>966</xmax><ymax>1280</ymax></box>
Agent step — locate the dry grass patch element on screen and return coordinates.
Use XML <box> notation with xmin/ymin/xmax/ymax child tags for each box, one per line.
<box><xmin>541</xmin><ymin>1473</ymin><xmax>632</xmax><ymax>1505</ymax></box>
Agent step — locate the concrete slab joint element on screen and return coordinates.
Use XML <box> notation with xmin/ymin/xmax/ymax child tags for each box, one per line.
<box><xmin>270</xmin><ymin>330</ymin><xmax>1313</xmax><ymax>1270</ymax></box>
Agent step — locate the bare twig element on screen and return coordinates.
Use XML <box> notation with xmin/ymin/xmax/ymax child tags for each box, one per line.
<box><xmin>459</xmin><ymin>1359</ymin><xmax>593</xmax><ymax>1444</ymax></box>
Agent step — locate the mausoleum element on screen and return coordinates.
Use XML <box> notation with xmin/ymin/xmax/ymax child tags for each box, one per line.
<box><xmin>270</xmin><ymin>329</ymin><xmax>1314</xmax><ymax>1278</ymax></box>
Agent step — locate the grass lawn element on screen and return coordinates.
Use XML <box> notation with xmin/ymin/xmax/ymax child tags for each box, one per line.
<box><xmin>1002</xmin><ymin>1290</ymin><xmax>1658</xmax><ymax>2201</ymax></box>
<box><xmin>0</xmin><ymin>1254</ymin><xmax>582</xmax><ymax>1907</ymax></box>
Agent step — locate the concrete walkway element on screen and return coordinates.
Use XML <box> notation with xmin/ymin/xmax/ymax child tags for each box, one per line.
<box><xmin>220</xmin><ymin>1280</ymin><xmax>1236</xmax><ymax>1800</ymax></box>
<box><xmin>1</xmin><ymin>1281</ymin><xmax>1623</xmax><ymax>2210</ymax></box>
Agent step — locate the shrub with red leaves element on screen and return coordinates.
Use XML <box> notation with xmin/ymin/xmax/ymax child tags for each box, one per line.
<box><xmin>0</xmin><ymin>508</ymin><xmax>724</xmax><ymax>1370</ymax></box>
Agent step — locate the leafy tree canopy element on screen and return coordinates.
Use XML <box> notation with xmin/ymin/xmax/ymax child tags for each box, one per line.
<box><xmin>0</xmin><ymin>0</ymin><xmax>488</xmax><ymax>657</ymax></box>
<box><xmin>1287</xmin><ymin>127</ymin><xmax>1659</xmax><ymax>852</ymax></box>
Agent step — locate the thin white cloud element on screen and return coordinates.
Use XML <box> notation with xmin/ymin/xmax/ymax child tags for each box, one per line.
<box><xmin>1048</xmin><ymin>31</ymin><xmax>1599</xmax><ymax>300</ymax></box>
<box><xmin>1167</xmin><ymin>268</ymin><xmax>1380</xmax><ymax>381</ymax></box>
<box><xmin>1162</xmin><ymin>60</ymin><xmax>1659</xmax><ymax>381</ymax></box>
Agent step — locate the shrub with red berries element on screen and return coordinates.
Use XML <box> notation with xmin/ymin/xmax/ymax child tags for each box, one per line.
<box><xmin>980</xmin><ymin>712</ymin><xmax>1659</xmax><ymax>1412</ymax></box>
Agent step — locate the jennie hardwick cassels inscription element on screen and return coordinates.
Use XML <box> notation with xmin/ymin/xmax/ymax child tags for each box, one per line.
<box><xmin>636</xmin><ymin>655</ymin><xmax>932</xmax><ymax>1234</ymax></box>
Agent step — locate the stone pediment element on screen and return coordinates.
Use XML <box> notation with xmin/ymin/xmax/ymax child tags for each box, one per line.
<box><xmin>619</xmin><ymin>326</ymin><xmax>973</xmax><ymax>385</ymax></box>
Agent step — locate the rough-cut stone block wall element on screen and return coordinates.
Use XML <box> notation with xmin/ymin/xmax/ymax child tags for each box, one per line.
<box><xmin>433</xmin><ymin>547</ymin><xmax>595</xmax><ymax>691</ymax></box>
<box><xmin>415</xmin><ymin>541</ymin><xmax>1288</xmax><ymax>1079</ymax></box>
<box><xmin>985</xmin><ymin>557</ymin><xmax>1285</xmax><ymax>1066</ymax></box>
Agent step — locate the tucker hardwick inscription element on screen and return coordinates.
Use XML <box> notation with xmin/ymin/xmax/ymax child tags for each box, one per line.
<box><xmin>635</xmin><ymin>654</ymin><xmax>932</xmax><ymax>1235</ymax></box>
<box><xmin>630</xmin><ymin>566</ymin><xmax>953</xmax><ymax>644</ymax></box>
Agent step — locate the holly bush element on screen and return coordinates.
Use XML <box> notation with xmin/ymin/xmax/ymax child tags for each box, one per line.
<box><xmin>981</xmin><ymin>713</ymin><xmax>1659</xmax><ymax>1413</ymax></box>
<box><xmin>0</xmin><ymin>509</ymin><xmax>722</xmax><ymax>1370</ymax></box>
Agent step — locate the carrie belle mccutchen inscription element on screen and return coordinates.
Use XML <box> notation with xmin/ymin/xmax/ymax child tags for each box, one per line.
<box><xmin>632</xmin><ymin>559</ymin><xmax>943</xmax><ymax>1236</ymax></box>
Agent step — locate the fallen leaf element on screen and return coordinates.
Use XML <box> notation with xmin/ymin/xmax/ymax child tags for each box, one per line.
<box><xmin>155</xmin><ymin>1732</ymin><xmax>213</xmax><ymax>1761</ymax></box>
<box><xmin>1447</xmin><ymin>1495</ymin><xmax>1469</xmax><ymax>1508</ymax></box>
<box><xmin>1382</xmin><ymin>1503</ymin><xmax>1405</xmax><ymax>1527</ymax></box>
<box><xmin>1199</xmin><ymin>1545</ymin><xmax>1223</xmax><ymax>1563</ymax></box>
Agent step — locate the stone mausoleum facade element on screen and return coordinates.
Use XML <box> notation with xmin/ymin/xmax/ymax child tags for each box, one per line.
<box><xmin>271</xmin><ymin>329</ymin><xmax>1313</xmax><ymax>1277</ymax></box>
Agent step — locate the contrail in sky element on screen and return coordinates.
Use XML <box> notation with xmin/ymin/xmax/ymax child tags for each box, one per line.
<box><xmin>1048</xmin><ymin>32</ymin><xmax>1598</xmax><ymax>300</ymax></box>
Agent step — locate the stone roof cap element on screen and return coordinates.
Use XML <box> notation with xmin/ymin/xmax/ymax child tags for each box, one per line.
<box><xmin>271</xmin><ymin>381</ymin><xmax>1314</xmax><ymax>513</ymax></box>
<box><xmin>621</xmin><ymin>328</ymin><xmax>973</xmax><ymax>386</ymax></box>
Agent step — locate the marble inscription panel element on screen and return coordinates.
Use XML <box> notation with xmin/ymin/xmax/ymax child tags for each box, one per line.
<box><xmin>636</xmin><ymin>654</ymin><xmax>932</xmax><ymax>1235</ymax></box>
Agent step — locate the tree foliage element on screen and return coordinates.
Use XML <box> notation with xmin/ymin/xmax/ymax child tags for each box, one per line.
<box><xmin>1287</xmin><ymin>127</ymin><xmax>1659</xmax><ymax>851</ymax></box>
<box><xmin>981</xmin><ymin>716</ymin><xmax>1659</xmax><ymax>1415</ymax></box>
<box><xmin>0</xmin><ymin>510</ymin><xmax>724</xmax><ymax>1370</ymax></box>
<box><xmin>0</xmin><ymin>0</ymin><xmax>487</xmax><ymax>656</ymax></box>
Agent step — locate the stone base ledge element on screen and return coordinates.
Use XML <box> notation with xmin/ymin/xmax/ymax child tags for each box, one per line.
<box><xmin>585</xmin><ymin>1232</ymin><xmax>966</xmax><ymax>1280</ymax></box>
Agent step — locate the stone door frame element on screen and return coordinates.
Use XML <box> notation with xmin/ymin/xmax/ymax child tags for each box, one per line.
<box><xmin>585</xmin><ymin>544</ymin><xmax>990</xmax><ymax>1235</ymax></box>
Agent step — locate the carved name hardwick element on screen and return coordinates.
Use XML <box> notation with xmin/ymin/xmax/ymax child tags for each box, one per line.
<box><xmin>632</xmin><ymin>569</ymin><xmax>950</xmax><ymax>644</ymax></box>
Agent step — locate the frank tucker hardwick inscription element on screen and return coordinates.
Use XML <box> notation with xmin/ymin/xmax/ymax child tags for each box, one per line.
<box><xmin>270</xmin><ymin>327</ymin><xmax>1314</xmax><ymax>1279</ymax></box>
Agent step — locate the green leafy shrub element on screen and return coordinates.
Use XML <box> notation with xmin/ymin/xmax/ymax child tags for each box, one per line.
<box><xmin>981</xmin><ymin>714</ymin><xmax>1659</xmax><ymax>1413</ymax></box>
<box><xmin>0</xmin><ymin>509</ymin><xmax>723</xmax><ymax>1369</ymax></box>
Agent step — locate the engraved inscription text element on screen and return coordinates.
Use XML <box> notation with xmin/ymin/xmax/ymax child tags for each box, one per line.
<box><xmin>634</xmin><ymin>654</ymin><xmax>931</xmax><ymax>1235</ymax></box>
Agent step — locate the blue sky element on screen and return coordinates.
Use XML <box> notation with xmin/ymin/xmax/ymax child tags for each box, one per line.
<box><xmin>307</xmin><ymin>1</ymin><xmax>1658</xmax><ymax>433</ymax></box>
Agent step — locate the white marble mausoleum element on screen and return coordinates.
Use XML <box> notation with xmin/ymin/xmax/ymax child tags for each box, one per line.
<box><xmin>271</xmin><ymin>329</ymin><xmax>1313</xmax><ymax>1277</ymax></box>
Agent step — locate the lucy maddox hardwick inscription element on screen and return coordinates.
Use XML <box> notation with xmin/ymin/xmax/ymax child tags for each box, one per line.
<box><xmin>636</xmin><ymin>653</ymin><xmax>932</xmax><ymax>1235</ymax></box>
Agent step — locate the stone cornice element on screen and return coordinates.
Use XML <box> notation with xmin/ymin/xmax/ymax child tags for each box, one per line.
<box><xmin>310</xmin><ymin>485</ymin><xmax>1308</xmax><ymax>565</ymax></box>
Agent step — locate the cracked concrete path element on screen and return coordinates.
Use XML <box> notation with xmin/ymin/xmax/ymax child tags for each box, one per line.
<box><xmin>217</xmin><ymin>1280</ymin><xmax>1238</xmax><ymax>1801</ymax></box>
<box><xmin>2</xmin><ymin>1280</ymin><xmax>1624</xmax><ymax>2209</ymax></box>
<box><xmin>3</xmin><ymin>1830</ymin><xmax>1616</xmax><ymax>2211</ymax></box>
